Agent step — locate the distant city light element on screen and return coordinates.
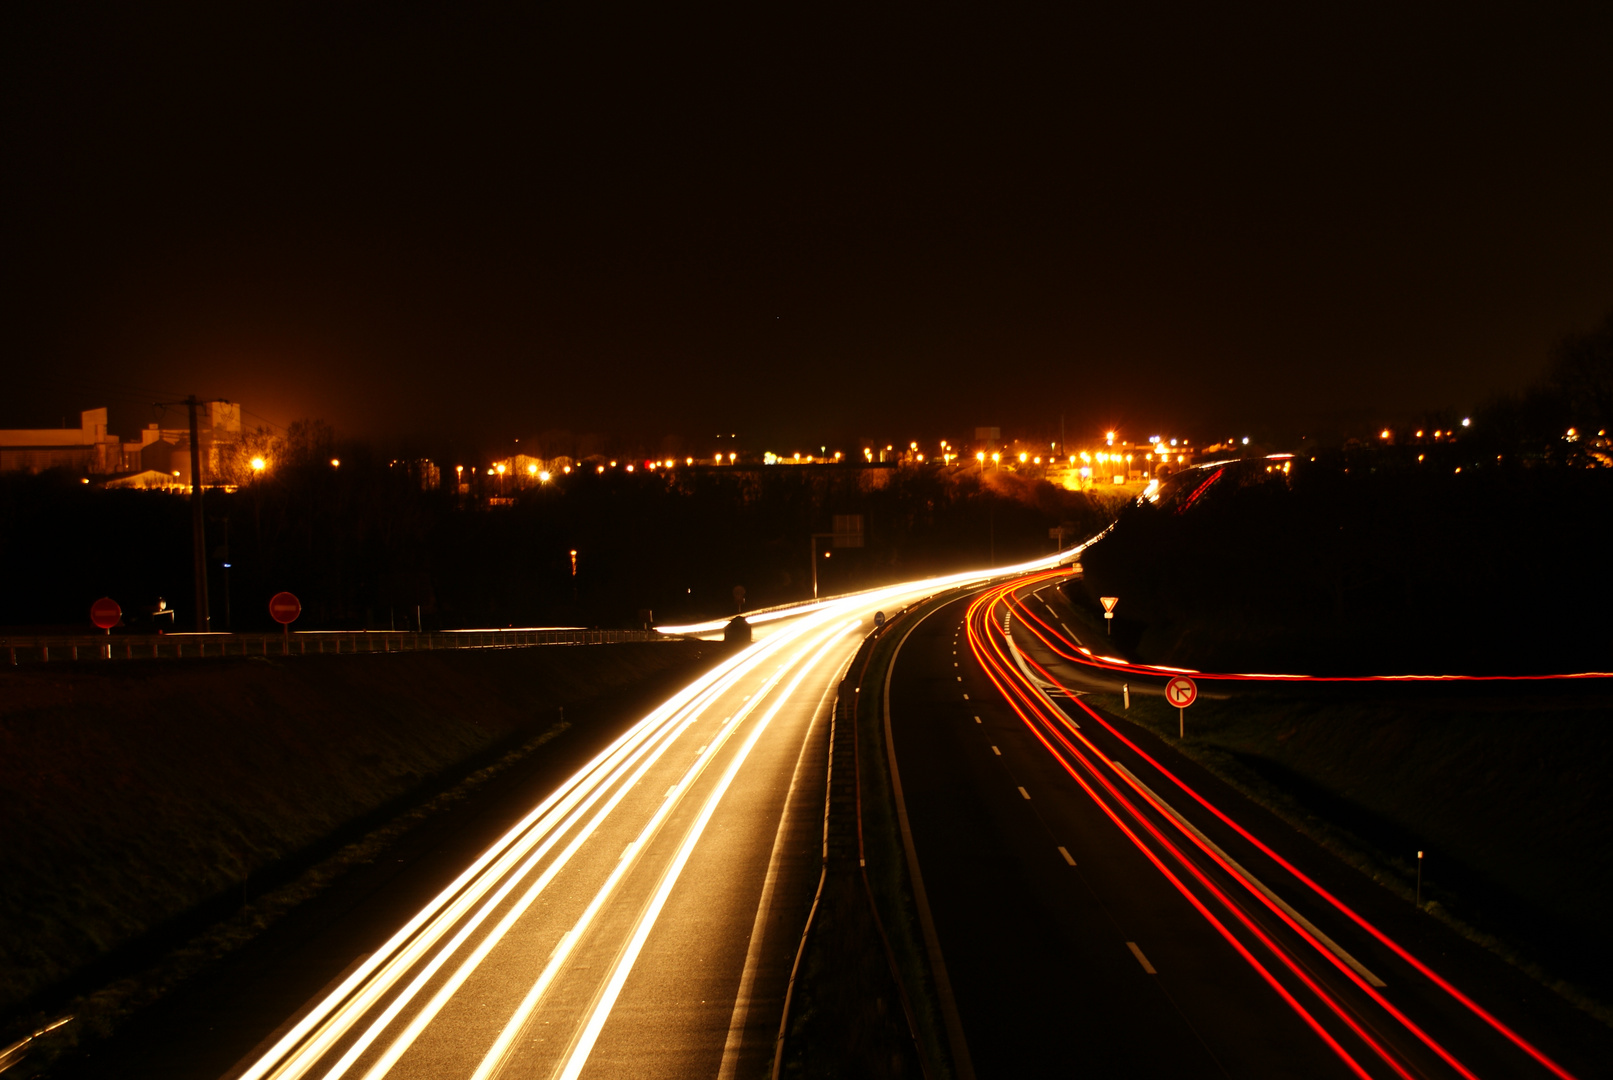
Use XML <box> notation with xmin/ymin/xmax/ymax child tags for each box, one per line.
<box><xmin>538</xmin><ymin>470</ymin><xmax>551</xmax><ymax>481</ymax></box>
<box><xmin>1461</xmin><ymin>418</ymin><xmax>1470</xmax><ymax>427</ymax></box>
<box><xmin>250</xmin><ymin>456</ymin><xmax>267</xmax><ymax>471</ymax></box>
<box><xmin>1241</xmin><ymin>437</ymin><xmax>1249</xmax><ymax>445</ymax></box>
<box><xmin>330</xmin><ymin>458</ymin><xmax>341</xmax><ymax>468</ymax></box>
<box><xmin>496</xmin><ymin>463</ymin><xmax>506</xmax><ymax>475</ymax></box>
<box><xmin>527</xmin><ymin>463</ymin><xmax>539</xmax><ymax>475</ymax></box>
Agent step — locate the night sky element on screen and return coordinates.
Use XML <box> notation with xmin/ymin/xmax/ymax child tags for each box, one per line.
<box><xmin>5</xmin><ymin>3</ymin><xmax>1611</xmax><ymax>450</ymax></box>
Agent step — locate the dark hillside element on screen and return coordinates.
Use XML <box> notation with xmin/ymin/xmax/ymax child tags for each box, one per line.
<box><xmin>1074</xmin><ymin>457</ymin><xmax>1613</xmax><ymax>675</ymax></box>
<box><xmin>0</xmin><ymin>642</ymin><xmax>719</xmax><ymax>1026</ymax></box>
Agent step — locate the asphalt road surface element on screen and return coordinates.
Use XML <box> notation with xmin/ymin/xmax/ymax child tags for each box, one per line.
<box><xmin>885</xmin><ymin>577</ymin><xmax>1613</xmax><ymax>1079</ymax></box>
<box><xmin>72</xmin><ymin>555</ymin><xmax>1069</xmax><ymax>1080</ymax></box>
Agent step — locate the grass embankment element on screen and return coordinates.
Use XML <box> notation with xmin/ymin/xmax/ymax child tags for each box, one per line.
<box><xmin>0</xmin><ymin>642</ymin><xmax>719</xmax><ymax>1044</ymax></box>
<box><xmin>781</xmin><ymin>599</ymin><xmax>959</xmax><ymax>1079</ymax></box>
<box><xmin>1057</xmin><ymin>595</ymin><xmax>1613</xmax><ymax>1016</ymax></box>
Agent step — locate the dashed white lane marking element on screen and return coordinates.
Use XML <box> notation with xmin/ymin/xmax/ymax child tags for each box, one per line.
<box><xmin>956</xmin><ymin>676</ymin><xmax>962</xmax><ymax>681</ymax></box>
<box><xmin>1126</xmin><ymin>942</ymin><xmax>1156</xmax><ymax>974</ymax></box>
<box><xmin>1111</xmin><ymin>762</ymin><xmax>1386</xmax><ymax>988</ymax></box>
<box><xmin>973</xmin><ymin>716</ymin><xmax>981</xmax><ymax>724</ymax></box>
<box><xmin>665</xmin><ymin>786</ymin><xmax>678</xmax><ymax>798</ymax></box>
<box><xmin>1060</xmin><ymin>622</ymin><xmax>1076</xmax><ymax>639</ymax></box>
<box><xmin>991</xmin><ymin>746</ymin><xmax>1001</xmax><ymax>756</ymax></box>
<box><xmin>696</xmin><ymin>745</ymin><xmax>707</xmax><ymax>755</ymax></box>
<box><xmin>1058</xmin><ymin>846</ymin><xmax>1076</xmax><ymax>866</ymax></box>
<box><xmin>953</xmin><ymin>662</ymin><xmax>958</xmax><ymax>667</ymax></box>
<box><xmin>1017</xmin><ymin>786</ymin><xmax>1031</xmax><ymax>800</ymax></box>
<box><xmin>962</xmin><ymin>693</ymin><xmax>969</xmax><ymax>700</ymax></box>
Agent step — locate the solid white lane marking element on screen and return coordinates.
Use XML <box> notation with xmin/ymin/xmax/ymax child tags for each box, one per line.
<box><xmin>1110</xmin><ymin>763</ymin><xmax>1386</xmax><ymax>988</ymax></box>
<box><xmin>991</xmin><ymin>746</ymin><xmax>1001</xmax><ymax>756</ymax></box>
<box><xmin>1018</xmin><ymin>786</ymin><xmax>1031</xmax><ymax>800</ymax></box>
<box><xmin>1058</xmin><ymin>846</ymin><xmax>1076</xmax><ymax>866</ymax></box>
<box><xmin>717</xmin><ymin>661</ymin><xmax>844</xmax><ymax>1080</ymax></box>
<box><xmin>1127</xmin><ymin>941</ymin><xmax>1156</xmax><ymax>974</ymax></box>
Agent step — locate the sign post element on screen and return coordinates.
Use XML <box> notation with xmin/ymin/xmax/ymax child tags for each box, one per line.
<box><xmin>91</xmin><ymin>597</ymin><xmax>121</xmax><ymax>658</ymax></box>
<box><xmin>1100</xmin><ymin>596</ymin><xmax>1118</xmax><ymax>634</ymax></box>
<box><xmin>1164</xmin><ymin>675</ymin><xmax>1198</xmax><ymax>738</ymax></box>
<box><xmin>268</xmin><ymin>591</ymin><xmax>301</xmax><ymax>654</ymax></box>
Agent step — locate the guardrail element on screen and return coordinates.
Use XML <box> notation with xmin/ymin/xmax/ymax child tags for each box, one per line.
<box><xmin>2</xmin><ymin>628</ymin><xmax>676</xmax><ymax>665</ymax></box>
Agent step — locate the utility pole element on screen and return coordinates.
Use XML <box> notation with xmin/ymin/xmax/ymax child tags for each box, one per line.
<box><xmin>187</xmin><ymin>397</ymin><xmax>210</xmax><ymax>633</ymax></box>
<box><xmin>160</xmin><ymin>395</ymin><xmax>225</xmax><ymax>633</ymax></box>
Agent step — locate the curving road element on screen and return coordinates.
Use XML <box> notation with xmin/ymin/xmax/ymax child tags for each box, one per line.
<box><xmin>883</xmin><ymin>571</ymin><xmax>1612</xmax><ymax>1079</ymax></box>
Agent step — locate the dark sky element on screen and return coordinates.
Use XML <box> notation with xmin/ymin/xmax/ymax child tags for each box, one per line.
<box><xmin>5</xmin><ymin>2</ymin><xmax>1611</xmax><ymax>450</ymax></box>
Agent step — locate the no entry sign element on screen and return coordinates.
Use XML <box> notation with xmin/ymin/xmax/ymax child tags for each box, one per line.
<box><xmin>90</xmin><ymin>597</ymin><xmax>121</xmax><ymax>630</ymax></box>
<box><xmin>268</xmin><ymin>591</ymin><xmax>302</xmax><ymax>625</ymax></box>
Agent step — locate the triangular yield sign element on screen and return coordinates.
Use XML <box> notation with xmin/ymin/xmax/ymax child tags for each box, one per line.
<box><xmin>1100</xmin><ymin>596</ymin><xmax>1119</xmax><ymax>612</ymax></box>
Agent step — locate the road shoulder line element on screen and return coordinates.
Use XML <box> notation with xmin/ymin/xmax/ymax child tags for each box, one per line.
<box><xmin>885</xmin><ymin>599</ymin><xmax>978</xmax><ymax>1080</ymax></box>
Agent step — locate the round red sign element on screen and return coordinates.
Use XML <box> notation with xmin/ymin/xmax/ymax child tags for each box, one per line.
<box><xmin>90</xmin><ymin>597</ymin><xmax>122</xmax><ymax>630</ymax></box>
<box><xmin>1165</xmin><ymin>676</ymin><xmax>1199</xmax><ymax>708</ymax></box>
<box><xmin>268</xmin><ymin>591</ymin><xmax>302</xmax><ymax>625</ymax></box>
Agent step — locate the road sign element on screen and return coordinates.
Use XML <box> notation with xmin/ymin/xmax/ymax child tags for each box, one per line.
<box><xmin>268</xmin><ymin>591</ymin><xmax>302</xmax><ymax>625</ymax></box>
<box><xmin>831</xmin><ymin>514</ymin><xmax>864</xmax><ymax>548</ymax></box>
<box><xmin>1100</xmin><ymin>595</ymin><xmax>1118</xmax><ymax>634</ymax></box>
<box><xmin>90</xmin><ymin>597</ymin><xmax>121</xmax><ymax>630</ymax></box>
<box><xmin>1166</xmin><ymin>675</ymin><xmax>1198</xmax><ymax>738</ymax></box>
<box><xmin>874</xmin><ymin>611</ymin><xmax>886</xmax><ymax>628</ymax></box>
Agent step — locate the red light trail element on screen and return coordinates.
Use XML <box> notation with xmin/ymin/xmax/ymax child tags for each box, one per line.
<box><xmin>962</xmin><ymin>569</ymin><xmax>1581</xmax><ymax>1080</ymax></box>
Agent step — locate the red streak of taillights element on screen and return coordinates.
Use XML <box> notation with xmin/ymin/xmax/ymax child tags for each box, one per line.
<box><xmin>987</xmin><ymin>576</ymin><xmax>1581</xmax><ymax>1080</ymax></box>
<box><xmin>965</xmin><ymin>586</ymin><xmax>1387</xmax><ymax>1079</ymax></box>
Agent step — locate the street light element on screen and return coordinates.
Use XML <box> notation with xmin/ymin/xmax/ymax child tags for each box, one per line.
<box><xmin>250</xmin><ymin>456</ymin><xmax>267</xmax><ymax>473</ymax></box>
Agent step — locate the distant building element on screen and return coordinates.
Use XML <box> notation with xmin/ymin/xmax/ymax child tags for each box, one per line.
<box><xmin>0</xmin><ymin>402</ymin><xmax>246</xmax><ymax>487</ymax></box>
<box><xmin>0</xmin><ymin>409</ymin><xmax>122</xmax><ymax>474</ymax></box>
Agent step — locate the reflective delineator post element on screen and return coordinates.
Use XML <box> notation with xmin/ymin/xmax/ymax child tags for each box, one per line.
<box><xmin>1123</xmin><ymin>683</ymin><xmax>1129</xmax><ymax>709</ymax></box>
<box><xmin>1416</xmin><ymin>850</ymin><xmax>1424</xmax><ymax>909</ymax></box>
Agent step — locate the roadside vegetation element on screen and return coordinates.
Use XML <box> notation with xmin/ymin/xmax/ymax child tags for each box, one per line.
<box><xmin>0</xmin><ymin>642</ymin><xmax>722</xmax><ymax>1061</ymax></box>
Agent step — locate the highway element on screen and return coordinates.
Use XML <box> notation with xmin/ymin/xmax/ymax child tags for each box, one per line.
<box><xmin>881</xmin><ymin>571</ymin><xmax>1612</xmax><ymax>1078</ymax></box>
<box><xmin>68</xmin><ymin>543</ymin><xmax>1611</xmax><ymax>1080</ymax></box>
<box><xmin>189</xmin><ymin>556</ymin><xmax>1069</xmax><ymax>1080</ymax></box>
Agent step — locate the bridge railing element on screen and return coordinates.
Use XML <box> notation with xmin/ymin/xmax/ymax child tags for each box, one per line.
<box><xmin>2</xmin><ymin>628</ymin><xmax>677</xmax><ymax>665</ymax></box>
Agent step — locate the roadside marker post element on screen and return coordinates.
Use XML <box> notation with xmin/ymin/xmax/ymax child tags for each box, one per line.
<box><xmin>1123</xmin><ymin>683</ymin><xmax>1129</xmax><ymax>710</ymax></box>
<box><xmin>1416</xmin><ymin>850</ymin><xmax>1424</xmax><ymax>909</ymax></box>
<box><xmin>1164</xmin><ymin>676</ymin><xmax>1198</xmax><ymax>738</ymax></box>
<box><xmin>1100</xmin><ymin>596</ymin><xmax>1118</xmax><ymax>635</ymax></box>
